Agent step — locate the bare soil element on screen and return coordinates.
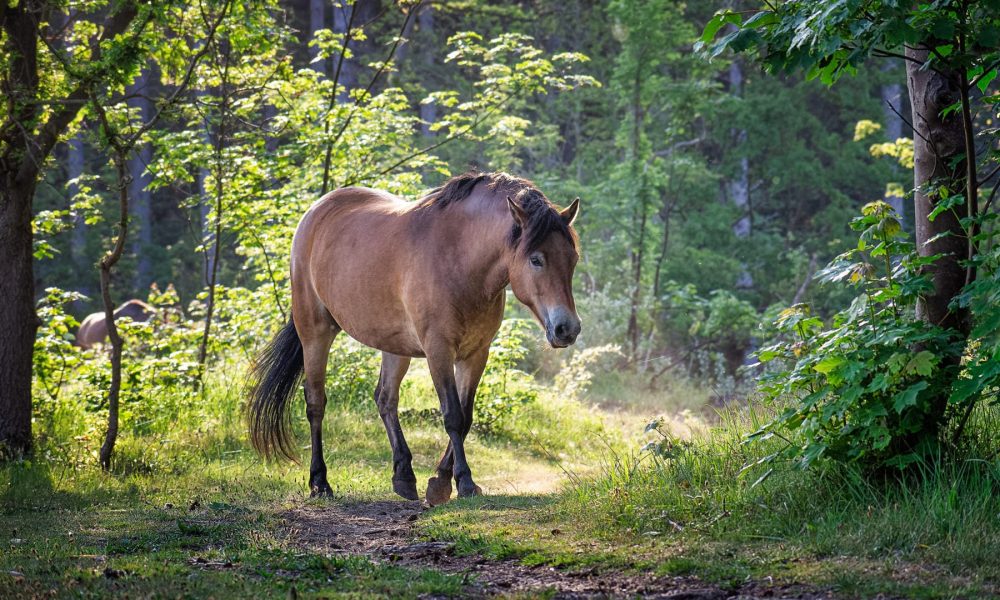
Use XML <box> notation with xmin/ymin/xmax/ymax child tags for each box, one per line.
<box><xmin>280</xmin><ymin>499</ymin><xmax>842</xmax><ymax>599</ymax></box>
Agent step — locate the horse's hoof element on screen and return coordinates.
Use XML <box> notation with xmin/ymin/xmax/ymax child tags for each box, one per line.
<box><xmin>457</xmin><ymin>482</ymin><xmax>482</xmax><ymax>498</ymax></box>
<box><xmin>393</xmin><ymin>479</ymin><xmax>419</xmax><ymax>501</ymax></box>
<box><xmin>425</xmin><ymin>475</ymin><xmax>453</xmax><ymax>506</ymax></box>
<box><xmin>310</xmin><ymin>482</ymin><xmax>334</xmax><ymax>498</ymax></box>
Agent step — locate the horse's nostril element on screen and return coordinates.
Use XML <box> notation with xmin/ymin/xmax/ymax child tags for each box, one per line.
<box><xmin>555</xmin><ymin>323</ymin><xmax>567</xmax><ymax>338</ymax></box>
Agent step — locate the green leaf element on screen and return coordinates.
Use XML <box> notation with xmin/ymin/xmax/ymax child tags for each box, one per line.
<box><xmin>928</xmin><ymin>194</ymin><xmax>964</xmax><ymax>222</ymax></box>
<box><xmin>699</xmin><ymin>11</ymin><xmax>742</xmax><ymax>44</ymax></box>
<box><xmin>893</xmin><ymin>381</ymin><xmax>929</xmax><ymax>413</ymax></box>
<box><xmin>813</xmin><ymin>355</ymin><xmax>845</xmax><ymax>375</ymax></box>
<box><xmin>904</xmin><ymin>351</ymin><xmax>936</xmax><ymax>377</ymax></box>
<box><xmin>976</xmin><ymin>68</ymin><xmax>997</xmax><ymax>94</ymax></box>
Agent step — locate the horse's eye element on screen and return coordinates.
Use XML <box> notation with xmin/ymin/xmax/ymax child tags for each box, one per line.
<box><xmin>529</xmin><ymin>255</ymin><xmax>544</xmax><ymax>268</ymax></box>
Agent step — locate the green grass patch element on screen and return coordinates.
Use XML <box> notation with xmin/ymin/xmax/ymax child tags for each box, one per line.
<box><xmin>416</xmin><ymin>404</ymin><xmax>1000</xmax><ymax>599</ymax></box>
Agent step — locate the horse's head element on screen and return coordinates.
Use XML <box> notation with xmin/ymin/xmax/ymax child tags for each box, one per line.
<box><xmin>506</xmin><ymin>195</ymin><xmax>582</xmax><ymax>348</ymax></box>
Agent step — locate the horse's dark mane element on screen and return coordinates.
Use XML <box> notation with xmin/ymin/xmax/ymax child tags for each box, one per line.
<box><xmin>418</xmin><ymin>171</ymin><xmax>576</xmax><ymax>253</ymax></box>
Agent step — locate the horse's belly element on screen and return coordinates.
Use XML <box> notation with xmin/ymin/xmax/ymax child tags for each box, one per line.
<box><xmin>344</xmin><ymin>325</ymin><xmax>425</xmax><ymax>358</ymax></box>
<box><xmin>327</xmin><ymin>288</ymin><xmax>425</xmax><ymax>357</ymax></box>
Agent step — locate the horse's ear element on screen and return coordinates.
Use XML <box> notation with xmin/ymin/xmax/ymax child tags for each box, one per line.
<box><xmin>507</xmin><ymin>195</ymin><xmax>527</xmax><ymax>227</ymax></box>
<box><xmin>561</xmin><ymin>197</ymin><xmax>580</xmax><ymax>226</ymax></box>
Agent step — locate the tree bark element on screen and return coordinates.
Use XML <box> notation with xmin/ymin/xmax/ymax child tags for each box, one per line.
<box><xmin>905</xmin><ymin>46</ymin><xmax>970</xmax><ymax>335</ymax></box>
<box><xmin>417</xmin><ymin>1</ymin><xmax>436</xmax><ymax>137</ymax></box>
<box><xmin>97</xmin><ymin>150</ymin><xmax>130</xmax><ymax>471</ymax></box>
<box><xmin>309</xmin><ymin>0</ymin><xmax>326</xmax><ymax>75</ymax></box>
<box><xmin>0</xmin><ymin>180</ymin><xmax>38</xmax><ymax>459</ymax></box>
<box><xmin>198</xmin><ymin>40</ymin><xmax>232</xmax><ymax>368</ymax></box>
<box><xmin>0</xmin><ymin>1</ymin><xmax>43</xmax><ymax>458</ymax></box>
<box><xmin>905</xmin><ymin>45</ymin><xmax>972</xmax><ymax>438</ymax></box>
<box><xmin>626</xmin><ymin>67</ymin><xmax>647</xmax><ymax>363</ymax></box>
<box><xmin>727</xmin><ymin>58</ymin><xmax>753</xmax><ymax>290</ymax></box>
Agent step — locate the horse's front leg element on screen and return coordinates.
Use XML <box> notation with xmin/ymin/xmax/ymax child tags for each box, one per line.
<box><xmin>426</xmin><ymin>346</ymin><xmax>488</xmax><ymax>504</ymax></box>
<box><xmin>426</xmin><ymin>345</ymin><xmax>482</xmax><ymax>501</ymax></box>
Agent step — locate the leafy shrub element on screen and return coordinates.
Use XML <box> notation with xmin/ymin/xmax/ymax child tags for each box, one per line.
<box><xmin>325</xmin><ymin>339</ymin><xmax>381</xmax><ymax>408</ymax></box>
<box><xmin>555</xmin><ymin>343</ymin><xmax>625</xmax><ymax>401</ymax></box>
<box><xmin>754</xmin><ymin>201</ymin><xmax>966</xmax><ymax>469</ymax></box>
<box><xmin>475</xmin><ymin>319</ymin><xmax>539</xmax><ymax>435</ymax></box>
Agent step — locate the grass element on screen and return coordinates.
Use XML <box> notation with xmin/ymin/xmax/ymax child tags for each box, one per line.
<box><xmin>6</xmin><ymin>347</ymin><xmax>1000</xmax><ymax>599</ymax></box>
<box><xmin>1</xmin><ymin>457</ymin><xmax>465</xmax><ymax>599</ymax></box>
<box><xmin>418</xmin><ymin>398</ymin><xmax>1000</xmax><ymax>599</ymax></box>
<box><xmin>1</xmin><ymin>355</ymin><xmax>615</xmax><ymax>598</ymax></box>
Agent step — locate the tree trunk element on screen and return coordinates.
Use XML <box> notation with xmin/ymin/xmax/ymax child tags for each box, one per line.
<box><xmin>0</xmin><ymin>0</ymin><xmax>140</xmax><ymax>460</ymax></box>
<box><xmin>626</xmin><ymin>68</ymin><xmax>647</xmax><ymax>364</ymax></box>
<box><xmin>417</xmin><ymin>2</ymin><xmax>437</xmax><ymax>137</ymax></box>
<box><xmin>98</xmin><ymin>152</ymin><xmax>130</xmax><ymax>471</ymax></box>
<box><xmin>727</xmin><ymin>59</ymin><xmax>753</xmax><ymax>290</ymax></box>
<box><xmin>905</xmin><ymin>45</ymin><xmax>971</xmax><ymax>436</ymax></box>
<box><xmin>0</xmin><ymin>1</ymin><xmax>42</xmax><ymax>458</ymax></box>
<box><xmin>417</xmin><ymin>2</ymin><xmax>436</xmax><ymax>137</ymax></box>
<box><xmin>198</xmin><ymin>42</ymin><xmax>231</xmax><ymax>368</ymax></box>
<box><xmin>309</xmin><ymin>0</ymin><xmax>326</xmax><ymax>75</ymax></box>
<box><xmin>905</xmin><ymin>47</ymin><xmax>970</xmax><ymax>334</ymax></box>
<box><xmin>68</xmin><ymin>134</ymin><xmax>90</xmax><ymax>308</ymax></box>
<box><xmin>0</xmin><ymin>181</ymin><xmax>38</xmax><ymax>458</ymax></box>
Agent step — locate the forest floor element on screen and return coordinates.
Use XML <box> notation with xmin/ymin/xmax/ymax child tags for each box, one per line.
<box><xmin>1</xmin><ymin>367</ymin><xmax>994</xmax><ymax>598</ymax></box>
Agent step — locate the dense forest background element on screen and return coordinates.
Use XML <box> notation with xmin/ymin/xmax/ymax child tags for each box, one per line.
<box><xmin>32</xmin><ymin>0</ymin><xmax>901</xmax><ymax>393</ymax></box>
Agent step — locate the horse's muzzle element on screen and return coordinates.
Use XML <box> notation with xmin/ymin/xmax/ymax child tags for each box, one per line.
<box><xmin>545</xmin><ymin>308</ymin><xmax>581</xmax><ymax>348</ymax></box>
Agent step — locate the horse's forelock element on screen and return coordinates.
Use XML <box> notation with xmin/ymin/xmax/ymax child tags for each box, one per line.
<box><xmin>508</xmin><ymin>189</ymin><xmax>576</xmax><ymax>255</ymax></box>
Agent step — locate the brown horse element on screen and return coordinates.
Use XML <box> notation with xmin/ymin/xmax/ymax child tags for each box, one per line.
<box><xmin>247</xmin><ymin>171</ymin><xmax>581</xmax><ymax>504</ymax></box>
<box><xmin>76</xmin><ymin>299</ymin><xmax>155</xmax><ymax>349</ymax></box>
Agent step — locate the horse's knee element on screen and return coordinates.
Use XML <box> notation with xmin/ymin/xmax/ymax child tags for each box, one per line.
<box><xmin>305</xmin><ymin>389</ymin><xmax>326</xmax><ymax>422</ymax></box>
<box><xmin>375</xmin><ymin>389</ymin><xmax>399</xmax><ymax>420</ymax></box>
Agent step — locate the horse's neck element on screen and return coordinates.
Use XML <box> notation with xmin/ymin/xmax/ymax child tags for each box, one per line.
<box><xmin>447</xmin><ymin>194</ymin><xmax>512</xmax><ymax>302</ymax></box>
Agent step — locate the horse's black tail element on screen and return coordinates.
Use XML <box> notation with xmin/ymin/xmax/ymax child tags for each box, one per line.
<box><xmin>246</xmin><ymin>319</ymin><xmax>303</xmax><ymax>461</ymax></box>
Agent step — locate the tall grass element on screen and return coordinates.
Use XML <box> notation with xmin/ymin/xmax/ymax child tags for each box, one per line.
<box><xmin>563</xmin><ymin>401</ymin><xmax>1000</xmax><ymax>579</ymax></box>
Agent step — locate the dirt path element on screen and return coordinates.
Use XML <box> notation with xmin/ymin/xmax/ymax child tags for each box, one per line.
<box><xmin>280</xmin><ymin>499</ymin><xmax>838</xmax><ymax>599</ymax></box>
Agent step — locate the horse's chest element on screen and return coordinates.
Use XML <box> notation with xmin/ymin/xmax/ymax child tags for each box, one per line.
<box><xmin>455</xmin><ymin>303</ymin><xmax>505</xmax><ymax>360</ymax></box>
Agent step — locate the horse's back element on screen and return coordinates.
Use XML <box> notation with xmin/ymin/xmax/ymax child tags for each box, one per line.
<box><xmin>115</xmin><ymin>299</ymin><xmax>154</xmax><ymax>322</ymax></box>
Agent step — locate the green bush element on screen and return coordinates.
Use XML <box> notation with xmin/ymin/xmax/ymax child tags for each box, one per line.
<box><xmin>475</xmin><ymin>319</ymin><xmax>539</xmax><ymax>435</ymax></box>
<box><xmin>754</xmin><ymin>201</ymin><xmax>969</xmax><ymax>469</ymax></box>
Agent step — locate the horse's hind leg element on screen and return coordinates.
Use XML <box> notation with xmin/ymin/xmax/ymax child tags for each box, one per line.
<box><xmin>294</xmin><ymin>307</ymin><xmax>338</xmax><ymax>497</ymax></box>
<box><xmin>375</xmin><ymin>352</ymin><xmax>416</xmax><ymax>500</ymax></box>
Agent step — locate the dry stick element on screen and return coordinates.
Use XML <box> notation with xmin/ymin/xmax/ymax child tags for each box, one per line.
<box><xmin>91</xmin><ymin>2</ymin><xmax>230</xmax><ymax>470</ymax></box>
